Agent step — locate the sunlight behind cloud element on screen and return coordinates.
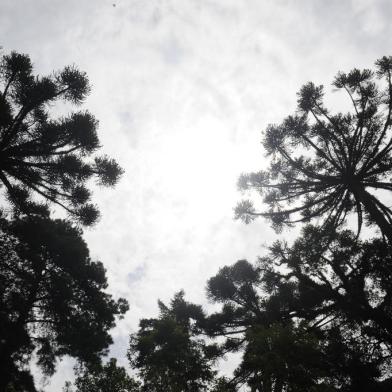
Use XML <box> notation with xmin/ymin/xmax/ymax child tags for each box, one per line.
<box><xmin>157</xmin><ymin>117</ymin><xmax>238</xmax><ymax>216</ymax></box>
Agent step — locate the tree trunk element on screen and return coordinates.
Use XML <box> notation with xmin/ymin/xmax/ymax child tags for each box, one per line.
<box><xmin>357</xmin><ymin>187</ymin><xmax>392</xmax><ymax>244</ymax></box>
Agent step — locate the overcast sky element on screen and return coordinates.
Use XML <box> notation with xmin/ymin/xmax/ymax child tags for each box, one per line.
<box><xmin>2</xmin><ymin>0</ymin><xmax>392</xmax><ymax>389</ymax></box>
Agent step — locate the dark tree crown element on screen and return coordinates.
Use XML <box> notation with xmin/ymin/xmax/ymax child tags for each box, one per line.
<box><xmin>236</xmin><ymin>56</ymin><xmax>392</xmax><ymax>242</ymax></box>
<box><xmin>0</xmin><ymin>51</ymin><xmax>123</xmax><ymax>225</ymax></box>
<box><xmin>204</xmin><ymin>226</ymin><xmax>392</xmax><ymax>391</ymax></box>
<box><xmin>0</xmin><ymin>216</ymin><xmax>129</xmax><ymax>388</ymax></box>
<box><xmin>128</xmin><ymin>291</ymin><xmax>217</xmax><ymax>392</ymax></box>
<box><xmin>68</xmin><ymin>358</ymin><xmax>141</xmax><ymax>392</ymax></box>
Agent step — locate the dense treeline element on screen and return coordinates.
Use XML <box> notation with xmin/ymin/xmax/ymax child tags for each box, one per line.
<box><xmin>2</xmin><ymin>51</ymin><xmax>392</xmax><ymax>392</ymax></box>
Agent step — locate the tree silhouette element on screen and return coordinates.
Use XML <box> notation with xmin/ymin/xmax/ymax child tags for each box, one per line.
<box><xmin>0</xmin><ymin>51</ymin><xmax>123</xmax><ymax>225</ymax></box>
<box><xmin>0</xmin><ymin>217</ymin><xmax>128</xmax><ymax>391</ymax></box>
<box><xmin>128</xmin><ymin>291</ymin><xmax>217</xmax><ymax>392</ymax></box>
<box><xmin>263</xmin><ymin>226</ymin><xmax>392</xmax><ymax>391</ymax></box>
<box><xmin>65</xmin><ymin>358</ymin><xmax>141</xmax><ymax>392</ymax></box>
<box><xmin>204</xmin><ymin>232</ymin><xmax>392</xmax><ymax>392</ymax></box>
<box><xmin>235</xmin><ymin>324</ymin><xmax>333</xmax><ymax>392</ymax></box>
<box><xmin>269</xmin><ymin>225</ymin><xmax>392</xmax><ymax>347</ymax></box>
<box><xmin>236</xmin><ymin>56</ymin><xmax>392</xmax><ymax>242</ymax></box>
<box><xmin>205</xmin><ymin>261</ymin><xmax>333</xmax><ymax>391</ymax></box>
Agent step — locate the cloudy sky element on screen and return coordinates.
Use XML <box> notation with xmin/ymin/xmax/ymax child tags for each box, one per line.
<box><xmin>2</xmin><ymin>0</ymin><xmax>392</xmax><ymax>389</ymax></box>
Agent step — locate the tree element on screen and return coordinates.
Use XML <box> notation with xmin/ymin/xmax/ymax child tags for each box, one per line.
<box><xmin>236</xmin><ymin>56</ymin><xmax>392</xmax><ymax>242</ymax></box>
<box><xmin>263</xmin><ymin>227</ymin><xmax>392</xmax><ymax>391</ymax></box>
<box><xmin>268</xmin><ymin>225</ymin><xmax>392</xmax><ymax>348</ymax></box>
<box><xmin>235</xmin><ymin>323</ymin><xmax>334</xmax><ymax>392</ymax></box>
<box><xmin>128</xmin><ymin>291</ymin><xmax>217</xmax><ymax>392</ymax></box>
<box><xmin>210</xmin><ymin>378</ymin><xmax>238</xmax><ymax>392</ymax></box>
<box><xmin>0</xmin><ymin>51</ymin><xmax>123</xmax><ymax>225</ymax></box>
<box><xmin>0</xmin><ymin>216</ymin><xmax>129</xmax><ymax>391</ymax></box>
<box><xmin>204</xmin><ymin>234</ymin><xmax>392</xmax><ymax>392</ymax></box>
<box><xmin>66</xmin><ymin>358</ymin><xmax>140</xmax><ymax>392</ymax></box>
<box><xmin>205</xmin><ymin>260</ymin><xmax>335</xmax><ymax>392</ymax></box>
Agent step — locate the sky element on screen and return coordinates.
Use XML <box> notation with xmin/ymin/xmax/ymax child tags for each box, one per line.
<box><xmin>1</xmin><ymin>0</ymin><xmax>392</xmax><ymax>389</ymax></box>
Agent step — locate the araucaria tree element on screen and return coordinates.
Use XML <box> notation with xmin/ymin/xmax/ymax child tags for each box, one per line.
<box><xmin>0</xmin><ymin>51</ymin><xmax>123</xmax><ymax>225</ymax></box>
<box><xmin>236</xmin><ymin>56</ymin><xmax>392</xmax><ymax>242</ymax></box>
<box><xmin>204</xmin><ymin>231</ymin><xmax>392</xmax><ymax>391</ymax></box>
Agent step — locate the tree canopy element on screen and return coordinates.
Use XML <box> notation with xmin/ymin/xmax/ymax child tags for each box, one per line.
<box><xmin>202</xmin><ymin>227</ymin><xmax>392</xmax><ymax>391</ymax></box>
<box><xmin>0</xmin><ymin>216</ymin><xmax>128</xmax><ymax>391</ymax></box>
<box><xmin>65</xmin><ymin>358</ymin><xmax>141</xmax><ymax>392</ymax></box>
<box><xmin>236</xmin><ymin>56</ymin><xmax>392</xmax><ymax>242</ymax></box>
<box><xmin>121</xmin><ymin>227</ymin><xmax>392</xmax><ymax>392</ymax></box>
<box><xmin>0</xmin><ymin>51</ymin><xmax>123</xmax><ymax>225</ymax></box>
<box><xmin>128</xmin><ymin>291</ymin><xmax>218</xmax><ymax>392</ymax></box>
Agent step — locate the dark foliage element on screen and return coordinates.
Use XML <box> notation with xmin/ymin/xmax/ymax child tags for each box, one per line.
<box><xmin>65</xmin><ymin>358</ymin><xmax>141</xmax><ymax>392</ymax></box>
<box><xmin>269</xmin><ymin>225</ymin><xmax>392</xmax><ymax>347</ymax></box>
<box><xmin>0</xmin><ymin>51</ymin><xmax>123</xmax><ymax>225</ymax></box>
<box><xmin>128</xmin><ymin>291</ymin><xmax>218</xmax><ymax>392</ymax></box>
<box><xmin>205</xmin><ymin>260</ymin><xmax>333</xmax><ymax>391</ymax></box>
<box><xmin>204</xmin><ymin>227</ymin><xmax>392</xmax><ymax>391</ymax></box>
<box><xmin>0</xmin><ymin>216</ymin><xmax>129</xmax><ymax>391</ymax></box>
<box><xmin>236</xmin><ymin>56</ymin><xmax>392</xmax><ymax>242</ymax></box>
